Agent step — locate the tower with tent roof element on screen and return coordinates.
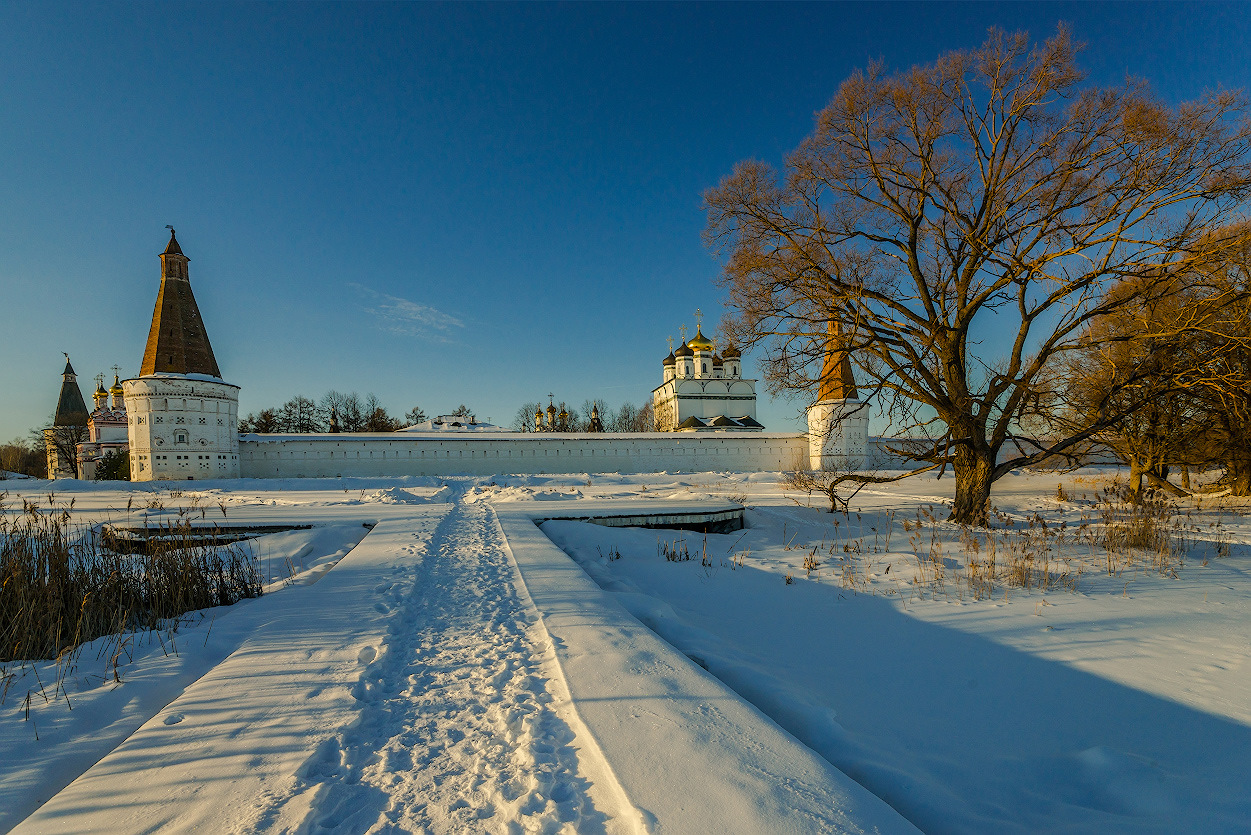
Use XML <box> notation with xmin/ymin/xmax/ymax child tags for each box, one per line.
<box><xmin>806</xmin><ymin>321</ymin><xmax>868</xmax><ymax>471</ymax></box>
<box><xmin>43</xmin><ymin>355</ymin><xmax>90</xmax><ymax>478</ymax></box>
<box><xmin>123</xmin><ymin>229</ymin><xmax>240</xmax><ymax>480</ymax></box>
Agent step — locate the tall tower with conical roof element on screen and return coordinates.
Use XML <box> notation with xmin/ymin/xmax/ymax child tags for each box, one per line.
<box><xmin>123</xmin><ymin>229</ymin><xmax>240</xmax><ymax>480</ymax></box>
<box><xmin>44</xmin><ymin>355</ymin><xmax>91</xmax><ymax>478</ymax></box>
<box><xmin>806</xmin><ymin>321</ymin><xmax>868</xmax><ymax>470</ymax></box>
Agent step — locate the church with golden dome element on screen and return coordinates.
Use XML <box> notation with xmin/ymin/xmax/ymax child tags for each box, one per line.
<box><xmin>652</xmin><ymin>311</ymin><xmax>762</xmax><ymax>432</ymax></box>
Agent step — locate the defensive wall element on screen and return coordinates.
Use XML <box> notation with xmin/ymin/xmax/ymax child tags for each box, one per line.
<box><xmin>238</xmin><ymin>432</ymin><xmax>811</xmax><ymax>478</ymax></box>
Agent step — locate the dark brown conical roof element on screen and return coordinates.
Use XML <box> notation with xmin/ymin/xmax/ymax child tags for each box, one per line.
<box><xmin>139</xmin><ymin>229</ymin><xmax>223</xmax><ymax>378</ymax></box>
<box><xmin>163</xmin><ymin>229</ymin><xmax>185</xmax><ymax>255</ymax></box>
<box><xmin>818</xmin><ymin>320</ymin><xmax>858</xmax><ymax>402</ymax></box>
<box><xmin>53</xmin><ymin>356</ymin><xmax>89</xmax><ymax>427</ymax></box>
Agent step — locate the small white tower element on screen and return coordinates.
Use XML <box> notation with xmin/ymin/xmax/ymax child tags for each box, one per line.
<box><xmin>722</xmin><ymin>343</ymin><xmax>742</xmax><ymax>379</ymax></box>
<box><xmin>124</xmin><ymin>229</ymin><xmax>240</xmax><ymax>481</ymax></box>
<box><xmin>807</xmin><ymin>321</ymin><xmax>868</xmax><ymax>471</ymax></box>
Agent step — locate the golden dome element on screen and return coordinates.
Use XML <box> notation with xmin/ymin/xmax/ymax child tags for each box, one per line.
<box><xmin>95</xmin><ymin>381</ymin><xmax>108</xmax><ymax>396</ymax></box>
<box><xmin>687</xmin><ymin>329</ymin><xmax>714</xmax><ymax>352</ymax></box>
<box><xmin>109</xmin><ymin>375</ymin><xmax>124</xmax><ymax>396</ymax></box>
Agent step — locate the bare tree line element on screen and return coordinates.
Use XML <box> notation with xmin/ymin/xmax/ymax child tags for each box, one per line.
<box><xmin>510</xmin><ymin>399</ymin><xmax>655</xmax><ymax>433</ymax></box>
<box><xmin>238</xmin><ymin>391</ymin><xmax>428</xmax><ymax>433</ymax></box>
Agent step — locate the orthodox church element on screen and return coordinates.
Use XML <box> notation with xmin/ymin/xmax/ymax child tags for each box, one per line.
<box><xmin>45</xmin><ymin>230</ymin><xmax>869</xmax><ymax>480</ymax></box>
<box><xmin>652</xmin><ymin>313</ymin><xmax>761</xmax><ymax>432</ymax></box>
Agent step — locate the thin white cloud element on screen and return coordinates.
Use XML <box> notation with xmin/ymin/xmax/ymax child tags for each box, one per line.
<box><xmin>350</xmin><ymin>283</ymin><xmax>464</xmax><ymax>341</ymax></box>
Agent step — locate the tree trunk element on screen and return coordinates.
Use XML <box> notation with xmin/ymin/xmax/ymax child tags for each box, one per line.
<box><xmin>950</xmin><ymin>445</ymin><xmax>995</xmax><ymax>527</ymax></box>
<box><xmin>1128</xmin><ymin>458</ymin><xmax>1146</xmax><ymax>504</ymax></box>
<box><xmin>1228</xmin><ymin>457</ymin><xmax>1251</xmax><ymax>496</ymax></box>
<box><xmin>1145</xmin><ymin>472</ymin><xmax>1187</xmax><ymax>496</ymax></box>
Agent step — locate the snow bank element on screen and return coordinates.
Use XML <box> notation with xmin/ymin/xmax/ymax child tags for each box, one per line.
<box><xmin>497</xmin><ymin>506</ymin><xmax>919</xmax><ymax>834</ymax></box>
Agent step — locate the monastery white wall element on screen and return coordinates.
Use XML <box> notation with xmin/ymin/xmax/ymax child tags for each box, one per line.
<box><xmin>239</xmin><ymin>432</ymin><xmax>810</xmax><ymax>478</ymax></box>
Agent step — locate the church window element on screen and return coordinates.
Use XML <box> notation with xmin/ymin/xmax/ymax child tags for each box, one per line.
<box><xmin>154</xmin><ymin>416</ymin><xmax>163</xmax><ymax>424</ymax></box>
<box><xmin>137</xmin><ymin>416</ymin><xmax>145</xmax><ymax>424</ymax></box>
<box><xmin>176</xmin><ymin>417</ymin><xmax>185</xmax><ymax>424</ymax></box>
<box><xmin>217</xmin><ymin>419</ymin><xmax>224</xmax><ymax>425</ymax></box>
<box><xmin>199</xmin><ymin>417</ymin><xmax>206</xmax><ymax>424</ymax></box>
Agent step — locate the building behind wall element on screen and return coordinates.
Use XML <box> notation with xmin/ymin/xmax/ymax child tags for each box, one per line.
<box><xmin>77</xmin><ymin>373</ymin><xmax>130</xmax><ymax>479</ymax></box>
<box><xmin>652</xmin><ymin>320</ymin><xmax>762</xmax><ymax>432</ymax></box>
<box><xmin>123</xmin><ymin>229</ymin><xmax>240</xmax><ymax>481</ymax></box>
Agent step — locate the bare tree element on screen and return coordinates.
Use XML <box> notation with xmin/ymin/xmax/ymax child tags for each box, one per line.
<box><xmin>404</xmin><ymin>406</ymin><xmax>427</xmax><ymax>426</ymax></box>
<box><xmin>512</xmin><ymin>403</ymin><xmax>543</xmax><ymax>432</ymax></box>
<box><xmin>1058</xmin><ymin>279</ymin><xmax>1209</xmax><ymax>501</ymax></box>
<box><xmin>44</xmin><ymin>424</ymin><xmax>89</xmax><ymax>478</ymax></box>
<box><xmin>705</xmin><ymin>27</ymin><xmax>1251</xmax><ymax>524</ymax></box>
<box><xmin>279</xmin><ymin>395</ymin><xmax>322</xmax><ymax>432</ymax></box>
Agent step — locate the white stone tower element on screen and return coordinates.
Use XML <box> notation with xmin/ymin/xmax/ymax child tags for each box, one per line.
<box><xmin>806</xmin><ymin>321</ymin><xmax>868</xmax><ymax>471</ymax></box>
<box><xmin>124</xmin><ymin>229</ymin><xmax>240</xmax><ymax>481</ymax></box>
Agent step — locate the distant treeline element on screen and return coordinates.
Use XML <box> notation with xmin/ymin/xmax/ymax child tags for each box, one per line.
<box><xmin>510</xmin><ymin>399</ymin><xmax>655</xmax><ymax>433</ymax></box>
<box><xmin>238</xmin><ymin>391</ymin><xmax>434</xmax><ymax>434</ymax></box>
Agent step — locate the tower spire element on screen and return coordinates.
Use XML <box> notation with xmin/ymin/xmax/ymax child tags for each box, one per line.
<box><xmin>818</xmin><ymin>320</ymin><xmax>858</xmax><ymax>402</ymax></box>
<box><xmin>139</xmin><ymin>228</ymin><xmax>223</xmax><ymax>378</ymax></box>
<box><xmin>53</xmin><ymin>354</ymin><xmax>89</xmax><ymax>427</ymax></box>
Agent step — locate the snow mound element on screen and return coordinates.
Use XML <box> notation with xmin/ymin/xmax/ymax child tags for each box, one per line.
<box><xmin>465</xmin><ymin>486</ymin><xmax>584</xmax><ymax>504</ymax></box>
<box><xmin>365</xmin><ymin>486</ymin><xmax>453</xmax><ymax>504</ymax></box>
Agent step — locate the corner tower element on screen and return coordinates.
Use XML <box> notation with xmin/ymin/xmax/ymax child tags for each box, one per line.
<box><xmin>44</xmin><ymin>356</ymin><xmax>90</xmax><ymax>478</ymax></box>
<box><xmin>123</xmin><ymin>229</ymin><xmax>240</xmax><ymax>480</ymax></box>
<box><xmin>806</xmin><ymin>321</ymin><xmax>868</xmax><ymax>471</ymax></box>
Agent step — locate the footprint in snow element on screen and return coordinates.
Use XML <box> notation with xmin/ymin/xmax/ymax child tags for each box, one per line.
<box><xmin>163</xmin><ymin>713</ymin><xmax>185</xmax><ymax>725</ymax></box>
<box><xmin>358</xmin><ymin>646</ymin><xmax>377</xmax><ymax>664</ymax></box>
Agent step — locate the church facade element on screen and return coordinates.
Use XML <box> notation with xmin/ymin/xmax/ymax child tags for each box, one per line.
<box><xmin>651</xmin><ymin>321</ymin><xmax>762</xmax><ymax>432</ymax></box>
<box><xmin>59</xmin><ymin>230</ymin><xmax>869</xmax><ymax>481</ymax></box>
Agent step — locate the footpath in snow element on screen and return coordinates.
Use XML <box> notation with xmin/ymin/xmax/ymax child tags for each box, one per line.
<box><xmin>7</xmin><ymin>492</ymin><xmax>634</xmax><ymax>833</ymax></box>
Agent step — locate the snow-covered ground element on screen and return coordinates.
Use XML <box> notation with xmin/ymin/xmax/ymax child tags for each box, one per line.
<box><xmin>1</xmin><ymin>471</ymin><xmax>1248</xmax><ymax>833</ymax></box>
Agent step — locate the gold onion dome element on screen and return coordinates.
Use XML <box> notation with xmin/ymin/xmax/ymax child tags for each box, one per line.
<box><xmin>95</xmin><ymin>381</ymin><xmax>108</xmax><ymax>397</ymax></box>
<box><xmin>109</xmin><ymin>375</ymin><xmax>124</xmax><ymax>396</ymax></box>
<box><xmin>687</xmin><ymin>329</ymin><xmax>714</xmax><ymax>352</ymax></box>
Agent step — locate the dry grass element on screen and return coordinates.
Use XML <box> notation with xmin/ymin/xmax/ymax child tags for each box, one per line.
<box><xmin>1</xmin><ymin>497</ymin><xmax>261</xmax><ymax>689</ymax></box>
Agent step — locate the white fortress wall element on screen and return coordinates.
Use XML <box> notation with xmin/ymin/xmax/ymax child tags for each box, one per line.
<box><xmin>239</xmin><ymin>432</ymin><xmax>809</xmax><ymax>478</ymax></box>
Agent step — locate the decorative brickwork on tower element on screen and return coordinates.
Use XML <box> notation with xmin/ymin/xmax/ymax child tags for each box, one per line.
<box><xmin>139</xmin><ymin>229</ymin><xmax>223</xmax><ymax>378</ymax></box>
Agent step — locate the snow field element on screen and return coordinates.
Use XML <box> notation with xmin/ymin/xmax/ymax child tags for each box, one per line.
<box><xmin>4</xmin><ymin>471</ymin><xmax>1249</xmax><ymax>833</ymax></box>
<box><xmin>538</xmin><ymin>473</ymin><xmax>1251</xmax><ymax>834</ymax></box>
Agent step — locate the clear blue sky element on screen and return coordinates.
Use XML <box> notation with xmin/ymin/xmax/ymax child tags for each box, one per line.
<box><xmin>2</xmin><ymin>2</ymin><xmax>1248</xmax><ymax>439</ymax></box>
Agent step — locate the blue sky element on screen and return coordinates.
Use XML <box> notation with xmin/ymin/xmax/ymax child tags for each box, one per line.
<box><xmin>2</xmin><ymin>2</ymin><xmax>1249</xmax><ymax>439</ymax></box>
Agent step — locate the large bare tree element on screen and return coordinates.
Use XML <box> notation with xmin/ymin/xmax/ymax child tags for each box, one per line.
<box><xmin>705</xmin><ymin>27</ymin><xmax>1251</xmax><ymax>524</ymax></box>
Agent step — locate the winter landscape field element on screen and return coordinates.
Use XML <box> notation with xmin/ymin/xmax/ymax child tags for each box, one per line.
<box><xmin>1</xmin><ymin>468</ymin><xmax>1248</xmax><ymax>834</ymax></box>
